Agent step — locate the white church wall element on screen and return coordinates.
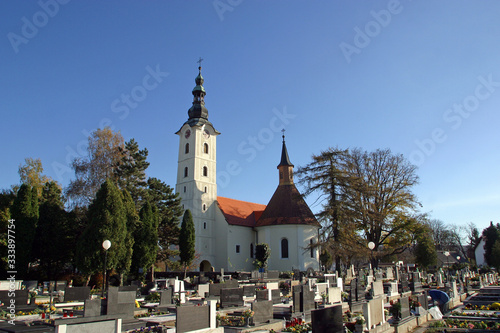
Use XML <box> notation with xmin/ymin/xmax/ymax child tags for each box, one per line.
<box><xmin>256</xmin><ymin>225</ymin><xmax>320</xmax><ymax>272</ymax></box>
<box><xmin>227</xmin><ymin>225</ymin><xmax>256</xmax><ymax>272</ymax></box>
<box><xmin>213</xmin><ymin>205</ymin><xmax>228</xmax><ymax>270</ymax></box>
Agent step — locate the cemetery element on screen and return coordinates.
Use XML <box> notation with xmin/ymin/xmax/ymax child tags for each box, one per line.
<box><xmin>0</xmin><ymin>266</ymin><xmax>498</xmax><ymax>333</ymax></box>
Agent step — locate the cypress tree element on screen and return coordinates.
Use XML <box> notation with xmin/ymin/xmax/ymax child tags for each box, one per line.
<box><xmin>11</xmin><ymin>184</ymin><xmax>38</xmax><ymax>278</ymax></box>
<box><xmin>179</xmin><ymin>209</ymin><xmax>195</xmax><ymax>278</ymax></box>
<box><xmin>119</xmin><ymin>190</ymin><xmax>138</xmax><ymax>282</ymax></box>
<box><xmin>75</xmin><ymin>180</ymin><xmax>127</xmax><ymax>279</ymax></box>
<box><xmin>131</xmin><ymin>201</ymin><xmax>158</xmax><ymax>280</ymax></box>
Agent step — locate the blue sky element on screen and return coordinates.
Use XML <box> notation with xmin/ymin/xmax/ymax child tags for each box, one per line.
<box><xmin>1</xmin><ymin>1</ymin><xmax>499</xmax><ymax>233</ymax></box>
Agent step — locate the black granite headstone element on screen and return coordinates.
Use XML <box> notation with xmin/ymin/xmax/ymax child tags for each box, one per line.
<box><xmin>243</xmin><ymin>285</ymin><xmax>256</xmax><ymax>297</ymax></box>
<box><xmin>311</xmin><ymin>304</ymin><xmax>343</xmax><ymax>333</ymax></box>
<box><xmin>267</xmin><ymin>271</ymin><xmax>280</xmax><ymax>279</ymax></box>
<box><xmin>22</xmin><ymin>280</ymin><xmax>38</xmax><ymax>291</ymax></box>
<box><xmin>83</xmin><ymin>299</ymin><xmax>102</xmax><ymax>317</ymax></box>
<box><xmin>64</xmin><ymin>286</ymin><xmax>90</xmax><ymax>302</ymax></box>
<box><xmin>271</xmin><ymin>289</ymin><xmax>281</xmax><ymax>304</ymax></box>
<box><xmin>417</xmin><ymin>293</ymin><xmax>428</xmax><ymax>310</ymax></box>
<box><xmin>0</xmin><ymin>290</ymin><xmax>31</xmax><ymax>310</ymax></box>
<box><xmin>256</xmin><ymin>289</ymin><xmax>268</xmax><ymax>302</ymax></box>
<box><xmin>106</xmin><ymin>286</ymin><xmax>136</xmax><ymax>319</ymax></box>
<box><xmin>56</xmin><ymin>281</ymin><xmax>67</xmax><ymax>291</ymax></box>
<box><xmin>209</xmin><ymin>283</ymin><xmax>223</xmax><ymax>296</ymax></box>
<box><xmin>252</xmin><ymin>300</ymin><xmax>273</xmax><ymax>324</ymax></box>
<box><xmin>176</xmin><ymin>305</ymin><xmax>210</xmax><ymax>333</ymax></box>
<box><xmin>400</xmin><ymin>297</ymin><xmax>410</xmax><ymax>319</ymax></box>
<box><xmin>220</xmin><ymin>288</ymin><xmax>244</xmax><ymax>308</ymax></box>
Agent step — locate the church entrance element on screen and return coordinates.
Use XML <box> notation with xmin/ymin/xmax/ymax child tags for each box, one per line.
<box><xmin>199</xmin><ymin>260</ymin><xmax>212</xmax><ymax>272</ymax></box>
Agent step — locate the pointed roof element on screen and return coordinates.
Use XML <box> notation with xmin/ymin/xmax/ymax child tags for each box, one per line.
<box><xmin>217</xmin><ymin>196</ymin><xmax>266</xmax><ymax>227</ymax></box>
<box><xmin>256</xmin><ymin>184</ymin><xmax>320</xmax><ymax>227</ymax></box>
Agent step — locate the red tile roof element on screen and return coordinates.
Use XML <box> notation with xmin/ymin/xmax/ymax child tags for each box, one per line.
<box><xmin>217</xmin><ymin>196</ymin><xmax>266</xmax><ymax>227</ymax></box>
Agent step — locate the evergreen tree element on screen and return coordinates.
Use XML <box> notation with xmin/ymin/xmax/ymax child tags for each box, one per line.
<box><xmin>33</xmin><ymin>182</ymin><xmax>71</xmax><ymax>280</ymax></box>
<box><xmin>119</xmin><ymin>190</ymin><xmax>138</xmax><ymax>281</ymax></box>
<box><xmin>10</xmin><ymin>184</ymin><xmax>38</xmax><ymax>278</ymax></box>
<box><xmin>254</xmin><ymin>243</ymin><xmax>271</xmax><ymax>269</ymax></box>
<box><xmin>115</xmin><ymin>139</ymin><xmax>150</xmax><ymax>209</ymax></box>
<box><xmin>131</xmin><ymin>201</ymin><xmax>159</xmax><ymax>280</ymax></box>
<box><xmin>75</xmin><ymin>180</ymin><xmax>128</xmax><ymax>279</ymax></box>
<box><xmin>179</xmin><ymin>209</ymin><xmax>195</xmax><ymax>278</ymax></box>
<box><xmin>0</xmin><ymin>189</ymin><xmax>16</xmax><ymax>278</ymax></box>
<box><xmin>482</xmin><ymin>222</ymin><xmax>500</xmax><ymax>267</ymax></box>
<box><xmin>414</xmin><ymin>225</ymin><xmax>437</xmax><ymax>269</ymax></box>
<box><xmin>490</xmin><ymin>240</ymin><xmax>500</xmax><ymax>271</ymax></box>
<box><xmin>147</xmin><ymin>177</ymin><xmax>183</xmax><ymax>268</ymax></box>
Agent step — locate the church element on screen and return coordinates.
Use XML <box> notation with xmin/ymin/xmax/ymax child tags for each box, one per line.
<box><xmin>175</xmin><ymin>65</ymin><xmax>321</xmax><ymax>272</ymax></box>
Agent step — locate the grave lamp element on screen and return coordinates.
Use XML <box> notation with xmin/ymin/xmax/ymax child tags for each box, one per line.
<box><xmin>102</xmin><ymin>240</ymin><xmax>112</xmax><ymax>297</ymax></box>
<box><xmin>368</xmin><ymin>242</ymin><xmax>375</xmax><ymax>269</ymax></box>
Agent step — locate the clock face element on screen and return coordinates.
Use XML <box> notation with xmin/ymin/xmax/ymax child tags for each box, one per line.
<box><xmin>185</xmin><ymin>129</ymin><xmax>191</xmax><ymax>139</ymax></box>
<box><xmin>203</xmin><ymin>129</ymin><xmax>210</xmax><ymax>139</ymax></box>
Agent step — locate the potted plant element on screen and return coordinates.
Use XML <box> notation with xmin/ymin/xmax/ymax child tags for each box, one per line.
<box><xmin>354</xmin><ymin>315</ymin><xmax>365</xmax><ymax>333</ymax></box>
<box><xmin>242</xmin><ymin>308</ymin><xmax>254</xmax><ymax>327</ymax></box>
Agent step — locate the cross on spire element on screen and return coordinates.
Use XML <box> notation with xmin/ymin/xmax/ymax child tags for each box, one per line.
<box><xmin>281</xmin><ymin>128</ymin><xmax>286</xmax><ymax>142</ymax></box>
<box><xmin>197</xmin><ymin>57</ymin><xmax>204</xmax><ymax>68</ymax></box>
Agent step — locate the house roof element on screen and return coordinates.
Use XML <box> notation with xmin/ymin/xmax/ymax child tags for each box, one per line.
<box><xmin>217</xmin><ymin>196</ymin><xmax>266</xmax><ymax>227</ymax></box>
<box><xmin>256</xmin><ymin>184</ymin><xmax>320</xmax><ymax>227</ymax></box>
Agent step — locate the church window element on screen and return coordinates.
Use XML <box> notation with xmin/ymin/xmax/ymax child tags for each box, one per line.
<box><xmin>280</xmin><ymin>172</ymin><xmax>283</xmax><ymax>179</ymax></box>
<box><xmin>183</xmin><ymin>186</ymin><xmax>186</xmax><ymax>193</ymax></box>
<box><xmin>203</xmin><ymin>222</ymin><xmax>207</xmax><ymax>229</ymax></box>
<box><xmin>310</xmin><ymin>239</ymin><xmax>314</xmax><ymax>258</ymax></box>
<box><xmin>281</xmin><ymin>238</ymin><xmax>289</xmax><ymax>259</ymax></box>
<box><xmin>204</xmin><ymin>186</ymin><xmax>207</xmax><ymax>193</ymax></box>
<box><xmin>250</xmin><ymin>243</ymin><xmax>254</xmax><ymax>258</ymax></box>
<box><xmin>236</xmin><ymin>245</ymin><xmax>240</xmax><ymax>254</ymax></box>
<box><xmin>203</xmin><ymin>204</ymin><xmax>206</xmax><ymax>211</ymax></box>
<box><xmin>184</xmin><ymin>167</ymin><xmax>188</xmax><ymax>177</ymax></box>
<box><xmin>185</xmin><ymin>143</ymin><xmax>189</xmax><ymax>154</ymax></box>
<box><xmin>203</xmin><ymin>166</ymin><xmax>208</xmax><ymax>177</ymax></box>
<box><xmin>204</xmin><ymin>143</ymin><xmax>209</xmax><ymax>154</ymax></box>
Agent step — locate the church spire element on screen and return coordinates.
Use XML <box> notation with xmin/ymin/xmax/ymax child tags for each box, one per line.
<box><xmin>277</xmin><ymin>130</ymin><xmax>294</xmax><ymax>185</ymax></box>
<box><xmin>188</xmin><ymin>58</ymin><xmax>209</xmax><ymax>121</ymax></box>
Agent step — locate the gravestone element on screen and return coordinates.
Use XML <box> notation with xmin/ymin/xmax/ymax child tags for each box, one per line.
<box><xmin>176</xmin><ymin>305</ymin><xmax>210</xmax><ymax>333</ymax></box>
<box><xmin>400</xmin><ymin>297</ymin><xmax>410</xmax><ymax>319</ymax></box>
<box><xmin>198</xmin><ymin>284</ymin><xmax>210</xmax><ymax>298</ymax></box>
<box><xmin>209</xmin><ymin>283</ymin><xmax>223</xmax><ymax>296</ymax></box>
<box><xmin>63</xmin><ymin>286</ymin><xmax>90</xmax><ymax>302</ymax></box>
<box><xmin>417</xmin><ymin>293</ymin><xmax>428</xmax><ymax>310</ymax></box>
<box><xmin>256</xmin><ymin>289</ymin><xmax>269</xmax><ymax>301</ymax></box>
<box><xmin>363</xmin><ymin>297</ymin><xmax>385</xmax><ymax>329</ymax></box>
<box><xmin>22</xmin><ymin>280</ymin><xmax>38</xmax><ymax>291</ymax></box>
<box><xmin>0</xmin><ymin>290</ymin><xmax>31</xmax><ymax>310</ymax></box>
<box><xmin>56</xmin><ymin>280</ymin><xmax>67</xmax><ymax>291</ymax></box>
<box><xmin>328</xmin><ymin>287</ymin><xmax>342</xmax><ymax>304</ymax></box>
<box><xmin>243</xmin><ymin>285</ymin><xmax>255</xmax><ymax>297</ymax></box>
<box><xmin>220</xmin><ymin>288</ymin><xmax>244</xmax><ymax>308</ymax></box>
<box><xmin>401</xmin><ymin>274</ymin><xmax>409</xmax><ymax>293</ymax></box>
<box><xmin>252</xmin><ymin>300</ymin><xmax>273</xmax><ymax>324</ymax></box>
<box><xmin>251</xmin><ymin>271</ymin><xmax>259</xmax><ymax>280</ymax></box>
<box><xmin>386</xmin><ymin>268</ymin><xmax>394</xmax><ymax>280</ymax></box>
<box><xmin>316</xmin><ymin>282</ymin><xmax>328</xmax><ymax>297</ymax></box>
<box><xmin>224</xmin><ymin>280</ymin><xmax>239</xmax><ymax>289</ymax></box>
<box><xmin>158</xmin><ymin>289</ymin><xmax>173</xmax><ymax>308</ymax></box>
<box><xmin>311</xmin><ymin>304</ymin><xmax>343</xmax><ymax>333</ymax></box>
<box><xmin>271</xmin><ymin>289</ymin><xmax>281</xmax><ymax>304</ymax></box>
<box><xmin>375</xmin><ymin>271</ymin><xmax>383</xmax><ymax>281</ymax></box>
<box><xmin>84</xmin><ymin>299</ymin><xmax>102</xmax><ymax>317</ymax></box>
<box><xmin>372</xmin><ymin>281</ymin><xmax>384</xmax><ymax>297</ymax></box>
<box><xmin>267</xmin><ymin>271</ymin><xmax>280</xmax><ymax>279</ymax></box>
<box><xmin>106</xmin><ymin>286</ymin><xmax>136</xmax><ymax>319</ymax></box>
<box><xmin>293</xmin><ymin>287</ymin><xmax>315</xmax><ymax>314</ymax></box>
<box><xmin>325</xmin><ymin>274</ymin><xmax>336</xmax><ymax>288</ymax></box>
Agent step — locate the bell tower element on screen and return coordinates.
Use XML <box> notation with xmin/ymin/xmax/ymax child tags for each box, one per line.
<box><xmin>175</xmin><ymin>63</ymin><xmax>220</xmax><ymax>270</ymax></box>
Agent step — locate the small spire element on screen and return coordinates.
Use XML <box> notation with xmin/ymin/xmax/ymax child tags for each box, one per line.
<box><xmin>278</xmin><ymin>130</ymin><xmax>293</xmax><ymax>167</ymax></box>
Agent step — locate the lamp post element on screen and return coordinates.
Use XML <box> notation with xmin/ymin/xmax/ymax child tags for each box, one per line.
<box><xmin>444</xmin><ymin>251</ymin><xmax>450</xmax><ymax>281</ymax></box>
<box><xmin>102</xmin><ymin>240</ymin><xmax>111</xmax><ymax>298</ymax></box>
<box><xmin>368</xmin><ymin>241</ymin><xmax>375</xmax><ymax>271</ymax></box>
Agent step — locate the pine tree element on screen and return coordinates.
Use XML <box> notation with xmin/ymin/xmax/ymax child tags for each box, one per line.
<box><xmin>75</xmin><ymin>180</ymin><xmax>128</xmax><ymax>278</ymax></box>
<box><xmin>131</xmin><ymin>201</ymin><xmax>158</xmax><ymax>280</ymax></box>
<box><xmin>115</xmin><ymin>139</ymin><xmax>150</xmax><ymax>209</ymax></box>
<box><xmin>414</xmin><ymin>225</ymin><xmax>437</xmax><ymax>269</ymax></box>
<box><xmin>179</xmin><ymin>209</ymin><xmax>195</xmax><ymax>278</ymax></box>
<box><xmin>482</xmin><ymin>222</ymin><xmax>500</xmax><ymax>267</ymax></box>
<box><xmin>11</xmin><ymin>184</ymin><xmax>38</xmax><ymax>278</ymax></box>
<box><xmin>147</xmin><ymin>177</ymin><xmax>183</xmax><ymax>268</ymax></box>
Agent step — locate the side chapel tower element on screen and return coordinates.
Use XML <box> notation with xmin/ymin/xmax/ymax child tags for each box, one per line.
<box><xmin>176</xmin><ymin>65</ymin><xmax>220</xmax><ymax>270</ymax></box>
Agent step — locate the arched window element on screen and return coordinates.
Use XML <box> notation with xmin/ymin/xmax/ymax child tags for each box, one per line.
<box><xmin>183</xmin><ymin>186</ymin><xmax>186</xmax><ymax>193</ymax></box>
<box><xmin>310</xmin><ymin>239</ymin><xmax>314</xmax><ymax>258</ymax></box>
<box><xmin>184</xmin><ymin>167</ymin><xmax>188</xmax><ymax>178</ymax></box>
<box><xmin>281</xmin><ymin>238</ymin><xmax>289</xmax><ymax>259</ymax></box>
<box><xmin>204</xmin><ymin>187</ymin><xmax>207</xmax><ymax>193</ymax></box>
<box><xmin>203</xmin><ymin>166</ymin><xmax>208</xmax><ymax>177</ymax></box>
<box><xmin>185</xmin><ymin>143</ymin><xmax>189</xmax><ymax>154</ymax></box>
<box><xmin>203</xmin><ymin>222</ymin><xmax>207</xmax><ymax>229</ymax></box>
<box><xmin>204</xmin><ymin>143</ymin><xmax>209</xmax><ymax>154</ymax></box>
<box><xmin>250</xmin><ymin>243</ymin><xmax>254</xmax><ymax>258</ymax></box>
<box><xmin>203</xmin><ymin>204</ymin><xmax>206</xmax><ymax>211</ymax></box>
